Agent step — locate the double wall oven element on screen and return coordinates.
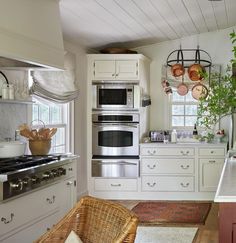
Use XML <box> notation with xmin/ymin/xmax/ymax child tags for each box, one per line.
<box><xmin>92</xmin><ymin>82</ymin><xmax>140</xmax><ymax>178</ymax></box>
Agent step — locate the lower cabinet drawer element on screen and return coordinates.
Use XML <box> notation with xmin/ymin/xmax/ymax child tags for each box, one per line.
<box><xmin>198</xmin><ymin>148</ymin><xmax>225</xmax><ymax>156</ymax></box>
<box><xmin>141</xmin><ymin>176</ymin><xmax>194</xmax><ymax>192</ymax></box>
<box><xmin>94</xmin><ymin>179</ymin><xmax>137</xmax><ymax>191</ymax></box>
<box><xmin>141</xmin><ymin>158</ymin><xmax>194</xmax><ymax>174</ymax></box>
<box><xmin>0</xmin><ymin>183</ymin><xmax>60</xmax><ymax>238</ymax></box>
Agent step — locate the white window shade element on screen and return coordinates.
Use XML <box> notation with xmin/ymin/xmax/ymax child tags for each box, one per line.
<box><xmin>30</xmin><ymin>52</ymin><xmax>79</xmax><ymax>103</ymax></box>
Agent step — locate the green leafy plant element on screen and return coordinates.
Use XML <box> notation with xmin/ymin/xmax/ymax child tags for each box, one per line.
<box><xmin>197</xmin><ymin>31</ymin><xmax>236</xmax><ymax>131</ymax></box>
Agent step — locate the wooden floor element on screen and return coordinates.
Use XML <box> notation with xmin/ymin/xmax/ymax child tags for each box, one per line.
<box><xmin>117</xmin><ymin>200</ymin><xmax>219</xmax><ymax>243</ymax></box>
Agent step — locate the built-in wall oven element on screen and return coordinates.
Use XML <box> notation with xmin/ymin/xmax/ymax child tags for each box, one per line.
<box><xmin>92</xmin><ymin>83</ymin><xmax>140</xmax><ymax>110</ymax></box>
<box><xmin>92</xmin><ymin>113</ymin><xmax>139</xmax><ymax>156</ymax></box>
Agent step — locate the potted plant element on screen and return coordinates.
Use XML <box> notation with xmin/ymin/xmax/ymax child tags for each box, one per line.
<box><xmin>197</xmin><ymin>31</ymin><xmax>236</xmax><ymax>144</ymax></box>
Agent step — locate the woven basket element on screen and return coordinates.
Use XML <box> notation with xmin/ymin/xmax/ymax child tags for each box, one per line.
<box><xmin>35</xmin><ymin>196</ymin><xmax>139</xmax><ymax>243</ymax></box>
<box><xmin>29</xmin><ymin>139</ymin><xmax>51</xmax><ymax>155</ymax></box>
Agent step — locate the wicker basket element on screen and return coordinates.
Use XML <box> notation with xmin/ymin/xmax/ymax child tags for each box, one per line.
<box><xmin>29</xmin><ymin>139</ymin><xmax>51</xmax><ymax>155</ymax></box>
<box><xmin>35</xmin><ymin>196</ymin><xmax>139</xmax><ymax>243</ymax></box>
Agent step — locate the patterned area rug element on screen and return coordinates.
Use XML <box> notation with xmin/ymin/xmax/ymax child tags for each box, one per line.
<box><xmin>132</xmin><ymin>201</ymin><xmax>211</xmax><ymax>225</ymax></box>
<box><xmin>135</xmin><ymin>226</ymin><xmax>198</xmax><ymax>243</ymax></box>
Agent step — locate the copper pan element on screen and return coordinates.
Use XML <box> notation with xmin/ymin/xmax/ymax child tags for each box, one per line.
<box><xmin>171</xmin><ymin>49</ymin><xmax>185</xmax><ymax>77</ymax></box>
<box><xmin>188</xmin><ymin>64</ymin><xmax>205</xmax><ymax>81</ymax></box>
<box><xmin>191</xmin><ymin>82</ymin><xmax>208</xmax><ymax>100</ymax></box>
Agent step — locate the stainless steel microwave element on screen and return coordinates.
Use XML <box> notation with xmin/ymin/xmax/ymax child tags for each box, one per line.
<box><xmin>92</xmin><ymin>84</ymin><xmax>140</xmax><ymax>110</ymax></box>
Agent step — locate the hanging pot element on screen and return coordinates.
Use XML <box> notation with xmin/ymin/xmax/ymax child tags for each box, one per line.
<box><xmin>171</xmin><ymin>49</ymin><xmax>185</xmax><ymax>77</ymax></box>
<box><xmin>188</xmin><ymin>49</ymin><xmax>205</xmax><ymax>81</ymax></box>
<box><xmin>177</xmin><ymin>76</ymin><xmax>188</xmax><ymax>96</ymax></box>
<box><xmin>191</xmin><ymin>82</ymin><xmax>208</xmax><ymax>100</ymax></box>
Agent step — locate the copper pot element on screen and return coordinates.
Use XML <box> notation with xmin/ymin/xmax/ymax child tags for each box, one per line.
<box><xmin>188</xmin><ymin>64</ymin><xmax>205</xmax><ymax>81</ymax></box>
<box><xmin>171</xmin><ymin>63</ymin><xmax>185</xmax><ymax>77</ymax></box>
<box><xmin>191</xmin><ymin>83</ymin><xmax>208</xmax><ymax>100</ymax></box>
<box><xmin>177</xmin><ymin>77</ymin><xmax>188</xmax><ymax>96</ymax></box>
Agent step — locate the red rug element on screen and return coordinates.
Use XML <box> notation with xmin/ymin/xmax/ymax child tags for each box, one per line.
<box><xmin>132</xmin><ymin>201</ymin><xmax>211</xmax><ymax>225</ymax></box>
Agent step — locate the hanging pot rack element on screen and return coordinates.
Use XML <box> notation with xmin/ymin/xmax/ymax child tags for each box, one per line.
<box><xmin>166</xmin><ymin>48</ymin><xmax>212</xmax><ymax>68</ymax></box>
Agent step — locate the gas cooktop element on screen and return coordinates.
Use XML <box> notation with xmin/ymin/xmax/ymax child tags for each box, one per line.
<box><xmin>0</xmin><ymin>154</ymin><xmax>75</xmax><ymax>201</ymax></box>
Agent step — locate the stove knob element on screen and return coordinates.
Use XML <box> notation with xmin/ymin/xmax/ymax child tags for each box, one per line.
<box><xmin>31</xmin><ymin>176</ymin><xmax>40</xmax><ymax>184</ymax></box>
<box><xmin>10</xmin><ymin>179</ymin><xmax>23</xmax><ymax>190</ymax></box>
<box><xmin>51</xmin><ymin>169</ymin><xmax>59</xmax><ymax>177</ymax></box>
<box><xmin>22</xmin><ymin>177</ymin><xmax>30</xmax><ymax>186</ymax></box>
<box><xmin>58</xmin><ymin>168</ymin><xmax>66</xmax><ymax>176</ymax></box>
<box><xmin>42</xmin><ymin>171</ymin><xmax>51</xmax><ymax>180</ymax></box>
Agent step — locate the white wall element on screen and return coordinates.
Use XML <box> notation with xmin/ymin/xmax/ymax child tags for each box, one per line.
<box><xmin>134</xmin><ymin>27</ymin><xmax>236</xmax><ymax>137</ymax></box>
<box><xmin>64</xmin><ymin>41</ymin><xmax>88</xmax><ymax>199</ymax></box>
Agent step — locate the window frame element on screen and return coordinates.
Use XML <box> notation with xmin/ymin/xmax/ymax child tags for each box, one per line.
<box><xmin>28</xmin><ymin>96</ymin><xmax>74</xmax><ymax>154</ymax></box>
<box><xmin>167</xmin><ymin>89</ymin><xmax>199</xmax><ymax>130</ymax></box>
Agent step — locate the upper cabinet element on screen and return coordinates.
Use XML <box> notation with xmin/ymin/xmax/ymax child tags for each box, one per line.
<box><xmin>88</xmin><ymin>54</ymin><xmax>150</xmax><ymax>82</ymax></box>
<box><xmin>94</xmin><ymin>60</ymin><xmax>138</xmax><ymax>80</ymax></box>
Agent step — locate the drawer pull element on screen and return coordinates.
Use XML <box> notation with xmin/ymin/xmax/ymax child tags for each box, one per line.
<box><xmin>147</xmin><ymin>182</ymin><xmax>156</xmax><ymax>187</ymax></box>
<box><xmin>110</xmin><ymin>184</ymin><xmax>121</xmax><ymax>187</ymax></box>
<box><xmin>209</xmin><ymin>160</ymin><xmax>216</xmax><ymax>163</ymax></box>
<box><xmin>210</xmin><ymin>151</ymin><xmax>214</xmax><ymax>154</ymax></box>
<box><xmin>1</xmin><ymin>213</ymin><xmax>14</xmax><ymax>224</ymax></box>
<box><xmin>46</xmin><ymin>195</ymin><xmax>56</xmax><ymax>204</ymax></box>
<box><xmin>147</xmin><ymin>164</ymin><xmax>156</xmax><ymax>169</ymax></box>
<box><xmin>180</xmin><ymin>182</ymin><xmax>190</xmax><ymax>188</ymax></box>
<box><xmin>68</xmin><ymin>168</ymin><xmax>73</xmax><ymax>171</ymax></box>
<box><xmin>180</xmin><ymin>151</ymin><xmax>190</xmax><ymax>156</ymax></box>
<box><xmin>147</xmin><ymin>150</ymin><xmax>156</xmax><ymax>155</ymax></box>
<box><xmin>112</xmin><ymin>73</ymin><xmax>115</xmax><ymax>77</ymax></box>
<box><xmin>181</xmin><ymin>165</ymin><xmax>190</xmax><ymax>169</ymax></box>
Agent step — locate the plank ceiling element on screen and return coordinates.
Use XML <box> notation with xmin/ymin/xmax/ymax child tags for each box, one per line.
<box><xmin>59</xmin><ymin>0</ymin><xmax>236</xmax><ymax>50</ymax></box>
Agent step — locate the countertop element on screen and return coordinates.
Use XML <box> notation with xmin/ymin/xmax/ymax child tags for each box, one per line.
<box><xmin>215</xmin><ymin>151</ymin><xmax>236</xmax><ymax>202</ymax></box>
<box><xmin>140</xmin><ymin>141</ymin><xmax>227</xmax><ymax>146</ymax></box>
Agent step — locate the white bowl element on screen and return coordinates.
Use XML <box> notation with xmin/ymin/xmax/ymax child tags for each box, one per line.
<box><xmin>0</xmin><ymin>141</ymin><xmax>26</xmax><ymax>158</ymax></box>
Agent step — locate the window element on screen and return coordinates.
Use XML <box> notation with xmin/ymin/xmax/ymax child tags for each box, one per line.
<box><xmin>32</xmin><ymin>97</ymin><xmax>71</xmax><ymax>153</ymax></box>
<box><xmin>169</xmin><ymin>89</ymin><xmax>198</xmax><ymax>129</ymax></box>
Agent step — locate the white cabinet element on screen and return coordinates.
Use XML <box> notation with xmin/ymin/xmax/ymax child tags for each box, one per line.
<box><xmin>140</xmin><ymin>145</ymin><xmax>195</xmax><ymax>193</ymax></box>
<box><xmin>0</xmin><ymin>159</ymin><xmax>77</xmax><ymax>243</ymax></box>
<box><xmin>93</xmin><ymin>60</ymin><xmax>138</xmax><ymax>80</ymax></box>
<box><xmin>199</xmin><ymin>147</ymin><xmax>226</xmax><ymax>192</ymax></box>
<box><xmin>140</xmin><ymin>143</ymin><xmax>227</xmax><ymax>200</ymax></box>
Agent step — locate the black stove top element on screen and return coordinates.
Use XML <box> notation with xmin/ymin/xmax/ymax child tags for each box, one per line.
<box><xmin>0</xmin><ymin>155</ymin><xmax>61</xmax><ymax>174</ymax></box>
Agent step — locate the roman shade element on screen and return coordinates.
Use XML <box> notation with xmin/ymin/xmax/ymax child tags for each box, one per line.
<box><xmin>30</xmin><ymin>52</ymin><xmax>79</xmax><ymax>103</ymax></box>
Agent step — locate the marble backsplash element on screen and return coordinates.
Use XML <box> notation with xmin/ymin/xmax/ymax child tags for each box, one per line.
<box><xmin>0</xmin><ymin>104</ymin><xmax>27</xmax><ymax>141</ymax></box>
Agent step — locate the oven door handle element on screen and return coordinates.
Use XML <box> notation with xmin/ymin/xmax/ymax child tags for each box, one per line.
<box><xmin>92</xmin><ymin>123</ymin><xmax>138</xmax><ymax>128</ymax></box>
<box><xmin>95</xmin><ymin>161</ymin><xmax>138</xmax><ymax>165</ymax></box>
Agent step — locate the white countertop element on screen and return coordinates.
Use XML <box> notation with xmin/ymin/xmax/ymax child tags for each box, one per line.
<box><xmin>215</xmin><ymin>154</ymin><xmax>236</xmax><ymax>202</ymax></box>
<box><xmin>140</xmin><ymin>141</ymin><xmax>227</xmax><ymax>147</ymax></box>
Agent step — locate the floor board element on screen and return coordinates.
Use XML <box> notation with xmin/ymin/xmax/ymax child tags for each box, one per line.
<box><xmin>116</xmin><ymin>200</ymin><xmax>218</xmax><ymax>243</ymax></box>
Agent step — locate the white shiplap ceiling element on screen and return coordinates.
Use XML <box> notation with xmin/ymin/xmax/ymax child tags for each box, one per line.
<box><xmin>59</xmin><ymin>0</ymin><xmax>236</xmax><ymax>50</ymax></box>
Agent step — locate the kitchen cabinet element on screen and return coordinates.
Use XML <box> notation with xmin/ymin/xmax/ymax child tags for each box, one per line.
<box><xmin>139</xmin><ymin>143</ymin><xmax>226</xmax><ymax>200</ymax></box>
<box><xmin>93</xmin><ymin>60</ymin><xmax>138</xmax><ymax>80</ymax></box>
<box><xmin>0</xmin><ymin>159</ymin><xmax>77</xmax><ymax>243</ymax></box>
<box><xmin>88</xmin><ymin>54</ymin><xmax>150</xmax><ymax>83</ymax></box>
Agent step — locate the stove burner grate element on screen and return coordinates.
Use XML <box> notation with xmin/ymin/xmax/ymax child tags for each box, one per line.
<box><xmin>0</xmin><ymin>155</ymin><xmax>61</xmax><ymax>174</ymax></box>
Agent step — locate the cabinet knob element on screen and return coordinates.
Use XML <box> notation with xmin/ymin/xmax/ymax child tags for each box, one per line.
<box><xmin>67</xmin><ymin>181</ymin><xmax>73</xmax><ymax>186</ymax></box>
<box><xmin>147</xmin><ymin>150</ymin><xmax>156</xmax><ymax>155</ymax></box>
<box><xmin>180</xmin><ymin>182</ymin><xmax>190</xmax><ymax>188</ymax></box>
<box><xmin>112</xmin><ymin>73</ymin><xmax>115</xmax><ymax>77</ymax></box>
<box><xmin>46</xmin><ymin>195</ymin><xmax>56</xmax><ymax>204</ymax></box>
<box><xmin>110</xmin><ymin>184</ymin><xmax>121</xmax><ymax>187</ymax></box>
<box><xmin>180</xmin><ymin>165</ymin><xmax>190</xmax><ymax>169</ymax></box>
<box><xmin>147</xmin><ymin>182</ymin><xmax>156</xmax><ymax>187</ymax></box>
<box><xmin>1</xmin><ymin>213</ymin><xmax>14</xmax><ymax>224</ymax></box>
<box><xmin>147</xmin><ymin>164</ymin><xmax>156</xmax><ymax>169</ymax></box>
<box><xmin>209</xmin><ymin>160</ymin><xmax>216</xmax><ymax>163</ymax></box>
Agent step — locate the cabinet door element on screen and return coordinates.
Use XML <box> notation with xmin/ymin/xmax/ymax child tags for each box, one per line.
<box><xmin>199</xmin><ymin>158</ymin><xmax>224</xmax><ymax>191</ymax></box>
<box><xmin>58</xmin><ymin>177</ymin><xmax>77</xmax><ymax>218</ymax></box>
<box><xmin>116</xmin><ymin>60</ymin><xmax>138</xmax><ymax>79</ymax></box>
<box><xmin>1</xmin><ymin>211</ymin><xmax>59</xmax><ymax>243</ymax></box>
<box><xmin>94</xmin><ymin>60</ymin><xmax>116</xmax><ymax>79</ymax></box>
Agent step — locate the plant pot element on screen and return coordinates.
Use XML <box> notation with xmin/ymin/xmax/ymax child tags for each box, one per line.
<box><xmin>29</xmin><ymin>139</ymin><xmax>51</xmax><ymax>155</ymax></box>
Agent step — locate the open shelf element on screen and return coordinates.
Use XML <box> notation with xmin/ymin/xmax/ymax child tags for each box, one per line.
<box><xmin>0</xmin><ymin>99</ymin><xmax>34</xmax><ymax>104</ymax></box>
